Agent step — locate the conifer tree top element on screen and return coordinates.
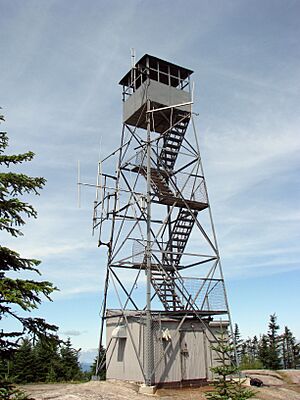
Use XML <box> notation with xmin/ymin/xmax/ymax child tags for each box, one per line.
<box><xmin>0</xmin><ymin>115</ymin><xmax>58</xmax><ymax>359</ymax></box>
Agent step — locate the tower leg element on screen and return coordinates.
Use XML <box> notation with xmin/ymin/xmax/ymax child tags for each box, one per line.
<box><xmin>145</xmin><ymin>98</ymin><xmax>153</xmax><ymax>386</ymax></box>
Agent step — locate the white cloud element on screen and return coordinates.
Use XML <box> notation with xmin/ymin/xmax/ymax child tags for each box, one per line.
<box><xmin>60</xmin><ymin>330</ymin><xmax>87</xmax><ymax>337</ymax></box>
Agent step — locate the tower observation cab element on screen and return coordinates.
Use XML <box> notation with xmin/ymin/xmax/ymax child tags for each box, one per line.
<box><xmin>120</xmin><ymin>54</ymin><xmax>193</xmax><ymax>133</ymax></box>
<box><xmin>93</xmin><ymin>54</ymin><xmax>234</xmax><ymax>389</ymax></box>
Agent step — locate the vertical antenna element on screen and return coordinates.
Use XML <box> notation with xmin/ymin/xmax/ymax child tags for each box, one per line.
<box><xmin>115</xmin><ymin>157</ymin><xmax>120</xmax><ymax>212</ymax></box>
<box><xmin>131</xmin><ymin>48</ymin><xmax>136</xmax><ymax>92</ymax></box>
<box><xmin>77</xmin><ymin>160</ymin><xmax>81</xmax><ymax>208</ymax></box>
<box><xmin>131</xmin><ymin>47</ymin><xmax>136</xmax><ymax>68</ymax></box>
<box><xmin>99</xmin><ymin>160</ymin><xmax>103</xmax><ymax>206</ymax></box>
<box><xmin>94</xmin><ymin>139</ymin><xmax>103</xmax><ymax>236</ymax></box>
<box><xmin>191</xmin><ymin>81</ymin><xmax>195</xmax><ymax>104</ymax></box>
<box><xmin>96</xmin><ymin>137</ymin><xmax>102</xmax><ymax>202</ymax></box>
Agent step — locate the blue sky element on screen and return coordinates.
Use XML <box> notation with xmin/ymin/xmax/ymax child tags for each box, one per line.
<box><xmin>1</xmin><ymin>0</ymin><xmax>299</xmax><ymax>362</ymax></box>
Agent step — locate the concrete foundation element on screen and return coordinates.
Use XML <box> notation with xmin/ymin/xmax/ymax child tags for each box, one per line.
<box><xmin>138</xmin><ymin>384</ymin><xmax>157</xmax><ymax>395</ymax></box>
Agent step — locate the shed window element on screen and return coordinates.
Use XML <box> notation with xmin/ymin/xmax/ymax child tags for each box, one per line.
<box><xmin>117</xmin><ymin>338</ymin><xmax>126</xmax><ymax>362</ymax></box>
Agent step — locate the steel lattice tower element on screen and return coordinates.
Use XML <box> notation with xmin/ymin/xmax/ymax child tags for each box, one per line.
<box><xmin>93</xmin><ymin>54</ymin><xmax>234</xmax><ymax>387</ymax></box>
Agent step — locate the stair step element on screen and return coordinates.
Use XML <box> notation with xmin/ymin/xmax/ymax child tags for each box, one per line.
<box><xmin>170</xmin><ymin>129</ymin><xmax>185</xmax><ymax>136</ymax></box>
<box><xmin>164</xmin><ymin>298</ymin><xmax>181</xmax><ymax>303</ymax></box>
<box><xmin>173</xmin><ymin>229</ymin><xmax>192</xmax><ymax>233</ymax></box>
<box><xmin>173</xmin><ymin>232</ymin><xmax>190</xmax><ymax>236</ymax></box>
<box><xmin>162</xmin><ymin>148</ymin><xmax>177</xmax><ymax>154</ymax></box>
<box><xmin>165</xmin><ymin>143</ymin><xmax>181</xmax><ymax>150</ymax></box>
<box><xmin>162</xmin><ymin>152</ymin><xmax>177</xmax><ymax>157</ymax></box>
<box><xmin>175</xmin><ymin>221</ymin><xmax>194</xmax><ymax>226</ymax></box>
<box><xmin>165</xmin><ymin>137</ymin><xmax>182</xmax><ymax>144</ymax></box>
<box><xmin>177</xmin><ymin>214</ymin><xmax>195</xmax><ymax>219</ymax></box>
<box><xmin>175</xmin><ymin>219</ymin><xmax>194</xmax><ymax>224</ymax></box>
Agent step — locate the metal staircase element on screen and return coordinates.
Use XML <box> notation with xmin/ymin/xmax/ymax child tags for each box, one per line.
<box><xmin>150</xmin><ymin>209</ymin><xmax>197</xmax><ymax>311</ymax></box>
<box><xmin>159</xmin><ymin>117</ymin><xmax>190</xmax><ymax>170</ymax></box>
<box><xmin>164</xmin><ymin>209</ymin><xmax>198</xmax><ymax>267</ymax></box>
<box><xmin>149</xmin><ymin>169</ymin><xmax>173</xmax><ymax>198</ymax></box>
<box><xmin>146</xmin><ymin>168</ymin><xmax>207</xmax><ymax>211</ymax></box>
<box><xmin>151</xmin><ymin>267</ymin><xmax>184</xmax><ymax>311</ymax></box>
<box><xmin>134</xmin><ymin>115</ymin><xmax>207</xmax><ymax>311</ymax></box>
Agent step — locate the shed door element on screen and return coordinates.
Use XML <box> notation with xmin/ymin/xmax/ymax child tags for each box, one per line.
<box><xmin>180</xmin><ymin>330</ymin><xmax>207</xmax><ymax>381</ymax></box>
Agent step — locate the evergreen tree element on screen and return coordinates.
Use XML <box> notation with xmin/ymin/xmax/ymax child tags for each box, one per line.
<box><xmin>240</xmin><ymin>335</ymin><xmax>263</xmax><ymax>370</ymax></box>
<box><xmin>258</xmin><ymin>334</ymin><xmax>269</xmax><ymax>368</ymax></box>
<box><xmin>205</xmin><ymin>329</ymin><xmax>255</xmax><ymax>400</ymax></box>
<box><xmin>10</xmin><ymin>338</ymin><xmax>35</xmax><ymax>383</ymax></box>
<box><xmin>33</xmin><ymin>338</ymin><xmax>61</xmax><ymax>382</ymax></box>
<box><xmin>90</xmin><ymin>357</ymin><xmax>97</xmax><ymax>376</ymax></box>
<box><xmin>0</xmin><ymin>380</ymin><xmax>33</xmax><ymax>400</ymax></box>
<box><xmin>98</xmin><ymin>345</ymin><xmax>106</xmax><ymax>380</ymax></box>
<box><xmin>293</xmin><ymin>342</ymin><xmax>300</xmax><ymax>369</ymax></box>
<box><xmin>60</xmin><ymin>338</ymin><xmax>82</xmax><ymax>381</ymax></box>
<box><xmin>0</xmin><ymin>358</ymin><xmax>9</xmax><ymax>379</ymax></box>
<box><xmin>240</xmin><ymin>341</ymin><xmax>248</xmax><ymax>362</ymax></box>
<box><xmin>250</xmin><ymin>336</ymin><xmax>259</xmax><ymax>360</ymax></box>
<box><xmin>233</xmin><ymin>323</ymin><xmax>243</xmax><ymax>364</ymax></box>
<box><xmin>281</xmin><ymin>329</ymin><xmax>288</xmax><ymax>369</ymax></box>
<box><xmin>266</xmin><ymin>314</ymin><xmax>281</xmax><ymax>370</ymax></box>
<box><xmin>282</xmin><ymin>326</ymin><xmax>300</xmax><ymax>369</ymax></box>
<box><xmin>89</xmin><ymin>346</ymin><xmax>106</xmax><ymax>380</ymax></box>
<box><xmin>0</xmin><ymin>117</ymin><xmax>59</xmax><ymax>359</ymax></box>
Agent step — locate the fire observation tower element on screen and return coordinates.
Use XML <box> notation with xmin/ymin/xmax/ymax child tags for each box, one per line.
<box><xmin>92</xmin><ymin>54</ymin><xmax>234</xmax><ymax>387</ymax></box>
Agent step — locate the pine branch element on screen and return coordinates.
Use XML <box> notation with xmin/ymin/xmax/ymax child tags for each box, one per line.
<box><xmin>0</xmin><ymin>278</ymin><xmax>57</xmax><ymax>311</ymax></box>
<box><xmin>0</xmin><ymin>151</ymin><xmax>35</xmax><ymax>166</ymax></box>
<box><xmin>0</xmin><ymin>199</ymin><xmax>37</xmax><ymax>236</ymax></box>
<box><xmin>0</xmin><ymin>172</ymin><xmax>46</xmax><ymax>196</ymax></box>
<box><xmin>0</xmin><ymin>219</ymin><xmax>22</xmax><ymax>236</ymax></box>
<box><xmin>0</xmin><ymin>247</ymin><xmax>41</xmax><ymax>273</ymax></box>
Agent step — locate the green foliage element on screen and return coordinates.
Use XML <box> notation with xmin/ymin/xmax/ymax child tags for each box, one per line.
<box><xmin>60</xmin><ymin>338</ymin><xmax>82</xmax><ymax>381</ymax></box>
<box><xmin>0</xmin><ymin>380</ymin><xmax>33</xmax><ymax>400</ymax></box>
<box><xmin>1</xmin><ymin>336</ymin><xmax>85</xmax><ymax>384</ymax></box>
<box><xmin>281</xmin><ymin>326</ymin><xmax>300</xmax><ymax>369</ymax></box>
<box><xmin>235</xmin><ymin>314</ymin><xmax>299</xmax><ymax>371</ymax></box>
<box><xmin>33</xmin><ymin>338</ymin><xmax>62</xmax><ymax>382</ymax></box>
<box><xmin>0</xmin><ymin>119</ymin><xmax>61</xmax><ymax>396</ymax></box>
<box><xmin>205</xmin><ymin>329</ymin><xmax>255</xmax><ymax>400</ymax></box>
<box><xmin>257</xmin><ymin>334</ymin><xmax>269</xmax><ymax>368</ymax></box>
<box><xmin>233</xmin><ymin>323</ymin><xmax>243</xmax><ymax>364</ymax></box>
<box><xmin>239</xmin><ymin>335</ymin><xmax>263</xmax><ymax>369</ymax></box>
<box><xmin>88</xmin><ymin>346</ymin><xmax>106</xmax><ymax>380</ymax></box>
<box><xmin>9</xmin><ymin>338</ymin><xmax>35</xmax><ymax>383</ymax></box>
<box><xmin>239</xmin><ymin>355</ymin><xmax>263</xmax><ymax>370</ymax></box>
<box><xmin>265</xmin><ymin>314</ymin><xmax>281</xmax><ymax>370</ymax></box>
<box><xmin>0</xmin><ymin>121</ymin><xmax>59</xmax><ymax>359</ymax></box>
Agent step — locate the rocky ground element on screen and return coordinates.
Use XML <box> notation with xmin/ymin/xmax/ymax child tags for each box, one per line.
<box><xmin>20</xmin><ymin>370</ymin><xmax>300</xmax><ymax>400</ymax></box>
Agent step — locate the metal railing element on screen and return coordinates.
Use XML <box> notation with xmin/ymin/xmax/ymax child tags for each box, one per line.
<box><xmin>177</xmin><ymin>277</ymin><xmax>226</xmax><ymax>312</ymax></box>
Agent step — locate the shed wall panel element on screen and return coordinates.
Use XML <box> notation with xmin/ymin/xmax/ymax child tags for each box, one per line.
<box><xmin>106</xmin><ymin>311</ymin><xmax>229</xmax><ymax>385</ymax></box>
